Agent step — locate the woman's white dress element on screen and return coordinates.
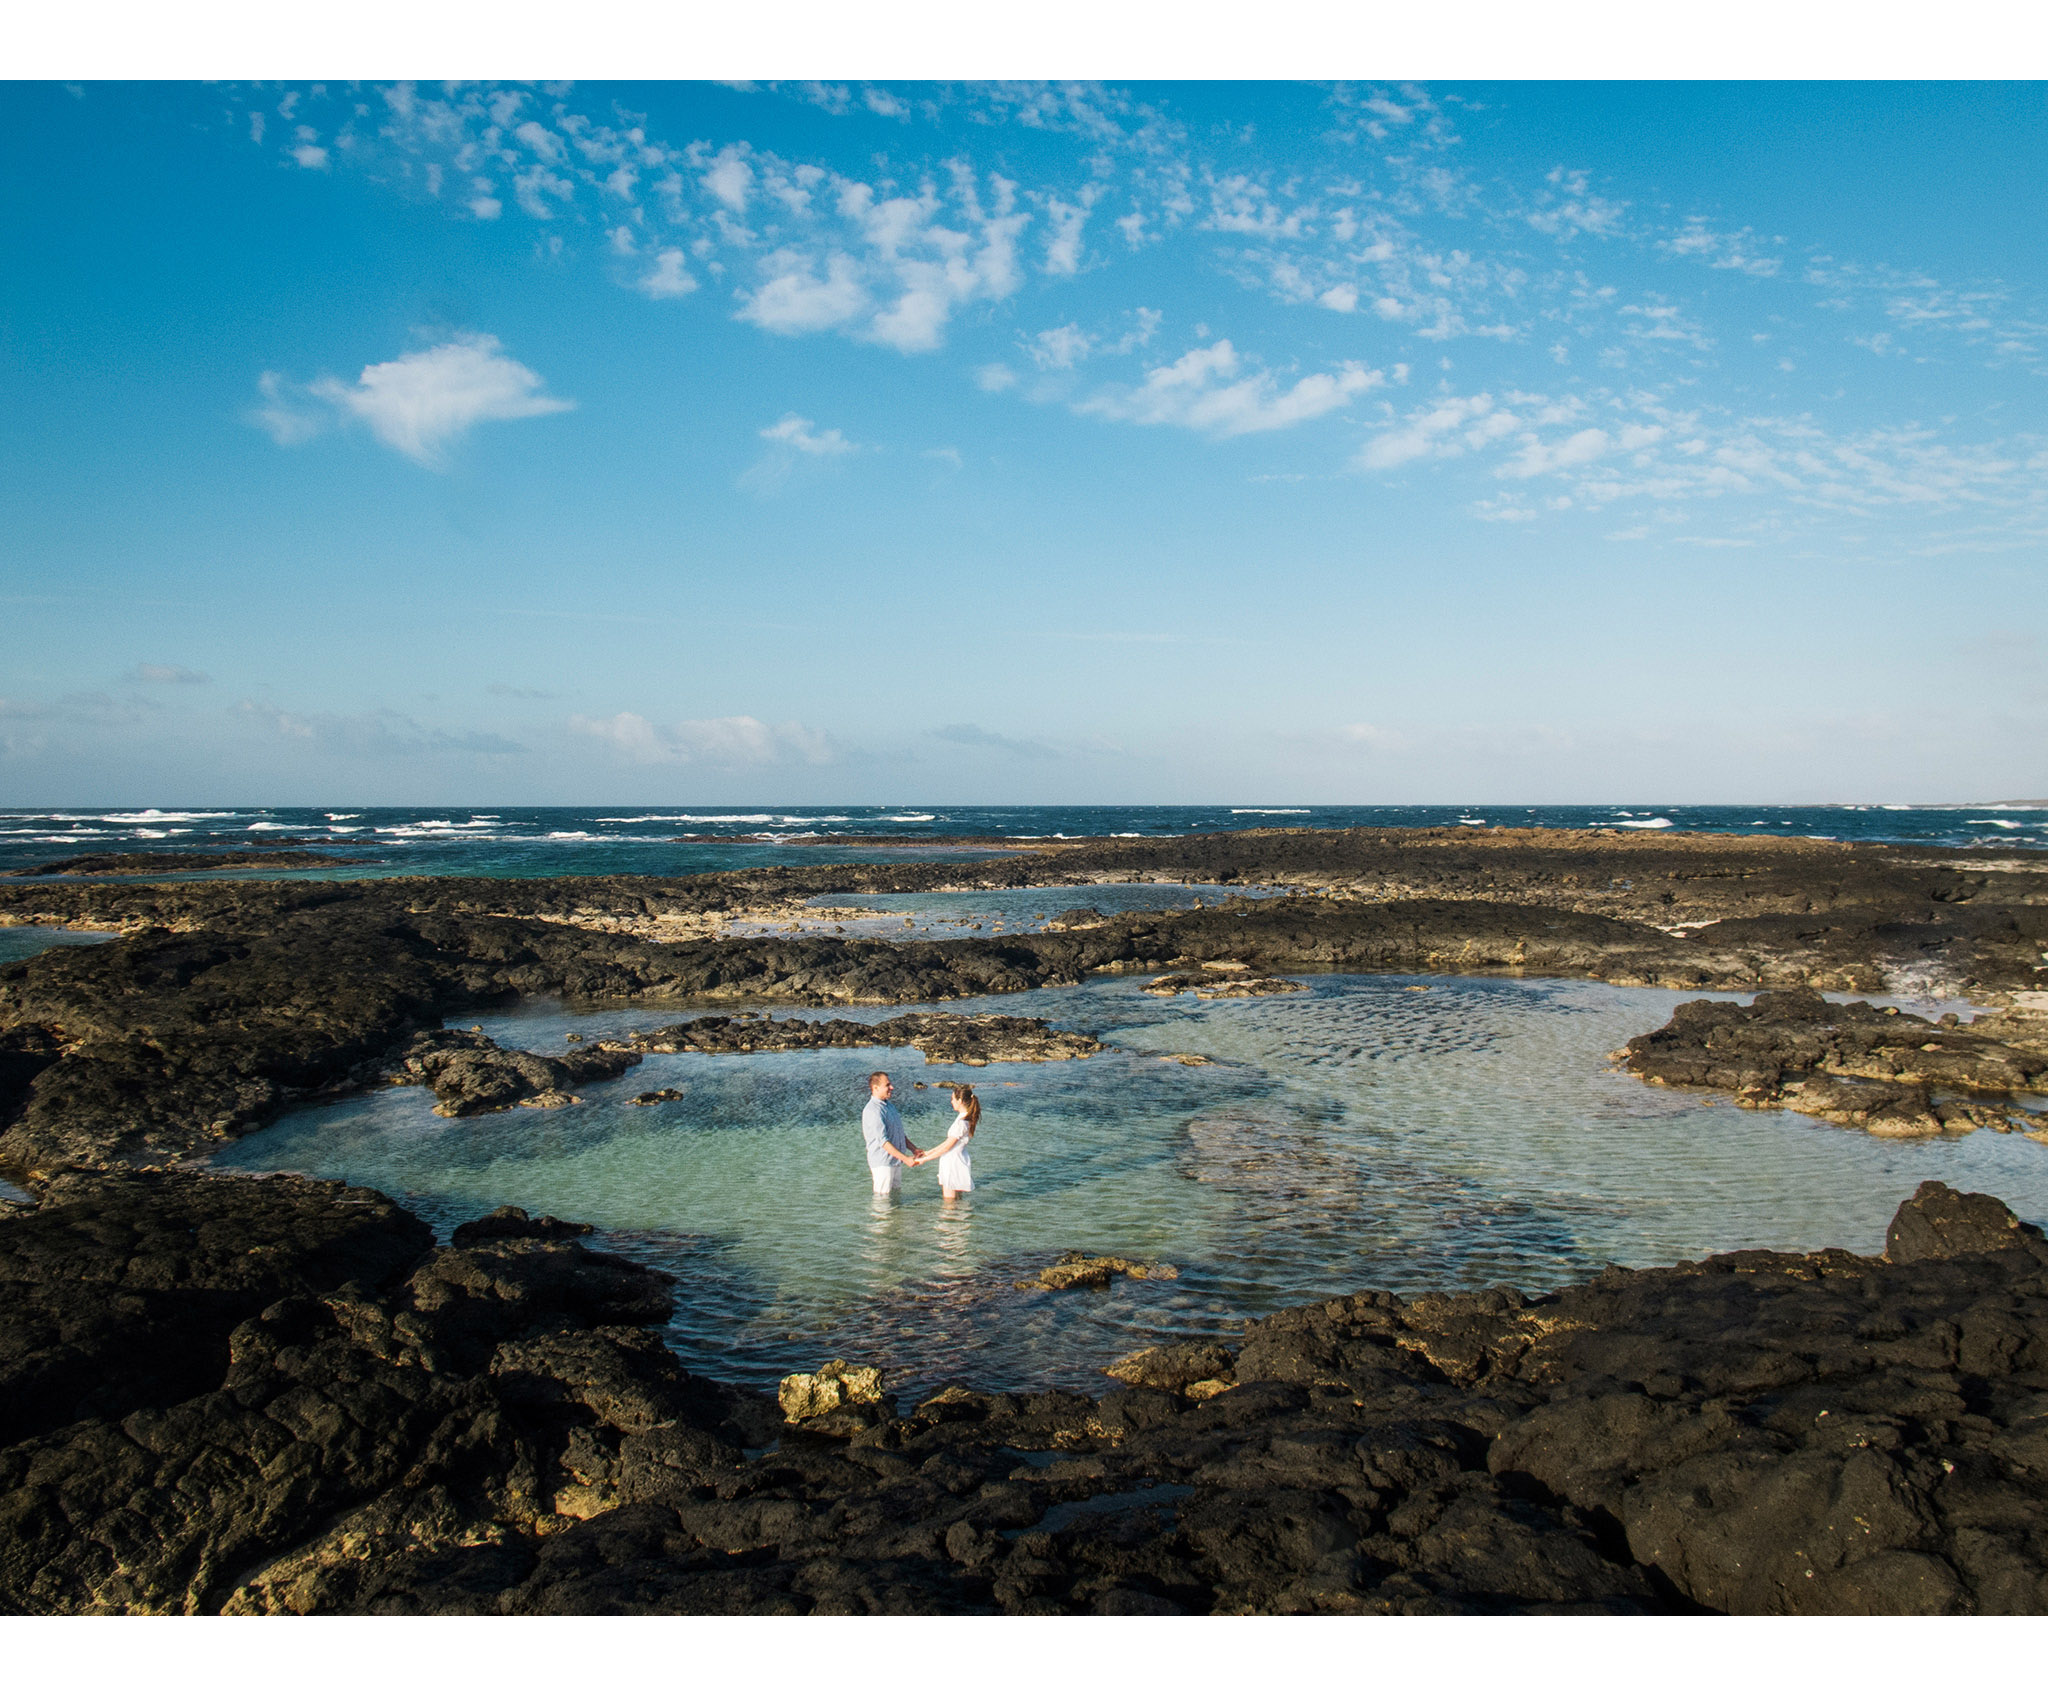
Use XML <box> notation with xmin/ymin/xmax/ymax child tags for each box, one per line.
<box><xmin>936</xmin><ymin>1113</ymin><xmax>974</xmax><ymax>1191</ymax></box>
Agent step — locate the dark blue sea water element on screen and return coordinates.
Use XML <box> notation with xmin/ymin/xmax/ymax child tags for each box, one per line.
<box><xmin>1</xmin><ymin>802</ymin><xmax>2041</xmax><ymax>880</ymax></box>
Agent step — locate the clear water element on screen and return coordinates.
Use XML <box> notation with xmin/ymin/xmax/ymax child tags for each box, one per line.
<box><xmin>0</xmin><ymin>925</ymin><xmax>118</xmax><ymax>964</ymax></box>
<box><xmin>3</xmin><ymin>800</ymin><xmax>2041</xmax><ymax>880</ymax></box>
<box><xmin>213</xmin><ymin>971</ymin><xmax>2048</xmax><ymax>1402</ymax></box>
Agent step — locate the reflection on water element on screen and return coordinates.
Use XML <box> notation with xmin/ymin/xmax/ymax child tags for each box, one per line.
<box><xmin>214</xmin><ymin>973</ymin><xmax>2048</xmax><ymax>1401</ymax></box>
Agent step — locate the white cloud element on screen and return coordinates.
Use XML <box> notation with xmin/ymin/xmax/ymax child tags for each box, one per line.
<box><xmin>1661</xmin><ymin>217</ymin><xmax>1782</xmax><ymax>277</ymax></box>
<box><xmin>1525</xmin><ymin>167</ymin><xmax>1625</xmax><ymax>239</ymax></box>
<box><xmin>975</xmin><ymin>362</ymin><xmax>1019</xmax><ymax>392</ymax></box>
<box><xmin>1356</xmin><ymin>393</ymin><xmax>1515</xmax><ymax>470</ymax></box>
<box><xmin>250</xmin><ymin>370</ymin><xmax>325</xmax><ymax>446</ymax></box>
<box><xmin>569</xmin><ymin>711</ymin><xmax>838</xmax><ymax>766</ymax></box>
<box><xmin>129</xmin><ymin>663</ymin><xmax>210</xmax><ymax>686</ymax></box>
<box><xmin>1027</xmin><ymin>324</ymin><xmax>1093</xmax><ymax>370</ymax></box>
<box><xmin>1079</xmin><ymin>341</ymin><xmax>1384</xmax><ymax>438</ymax></box>
<box><xmin>1499</xmin><ymin>426</ymin><xmax>1611</xmax><ymax>479</ymax></box>
<box><xmin>737</xmin><ymin>249</ymin><xmax>868</xmax><ymax>335</ymax></box>
<box><xmin>702</xmin><ymin>145</ymin><xmax>754</xmax><ymax>212</ymax></box>
<box><xmin>924</xmin><ymin>446</ymin><xmax>964</xmax><ymax>469</ymax></box>
<box><xmin>636</xmin><ymin>248</ymin><xmax>697</xmax><ymax>299</ymax></box>
<box><xmin>277</xmin><ymin>334</ymin><xmax>574</xmax><ymax>468</ymax></box>
<box><xmin>1042</xmin><ymin>190</ymin><xmax>1097</xmax><ymax>276</ymax></box>
<box><xmin>759</xmin><ymin>414</ymin><xmax>857</xmax><ymax>455</ymax></box>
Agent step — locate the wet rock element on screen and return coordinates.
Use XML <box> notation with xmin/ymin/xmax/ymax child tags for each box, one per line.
<box><xmin>1015</xmin><ymin>1252</ymin><xmax>1180</xmax><ymax>1292</ymax></box>
<box><xmin>1193</xmin><ymin>976</ymin><xmax>1309</xmax><ymax>1000</ymax></box>
<box><xmin>1621</xmin><ymin>990</ymin><xmax>2048</xmax><ymax>1137</ymax></box>
<box><xmin>1886</xmin><ymin>1181</ymin><xmax>2047</xmax><ymax>1263</ymax></box>
<box><xmin>449</xmin><ymin>1205</ymin><xmax>593</xmax><ymax>1249</ymax></box>
<box><xmin>393</xmin><ymin>1029</ymin><xmax>641</xmax><ymax>1117</ymax></box>
<box><xmin>626</xmin><ymin>1088</ymin><xmax>688</xmax><ymax>1105</ymax></box>
<box><xmin>1105</xmin><ymin>1343</ymin><xmax>1238</xmax><ymax>1393</ymax></box>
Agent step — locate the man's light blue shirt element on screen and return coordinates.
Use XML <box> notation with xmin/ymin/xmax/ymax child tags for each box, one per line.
<box><xmin>861</xmin><ymin>1096</ymin><xmax>908</xmax><ymax>1171</ymax></box>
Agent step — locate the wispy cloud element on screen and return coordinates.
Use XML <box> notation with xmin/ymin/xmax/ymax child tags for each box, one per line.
<box><xmin>759</xmin><ymin>413</ymin><xmax>858</xmax><ymax>455</ymax></box>
<box><xmin>233</xmin><ymin>700</ymin><xmax>525</xmax><ymax>755</ymax></box>
<box><xmin>930</xmin><ymin>722</ymin><xmax>1057</xmax><ymax>759</ymax></box>
<box><xmin>1079</xmin><ymin>341</ymin><xmax>1383</xmax><ymax>437</ymax></box>
<box><xmin>570</xmin><ymin>711</ymin><xmax>842</xmax><ymax>766</ymax></box>
<box><xmin>128</xmin><ymin>663</ymin><xmax>210</xmax><ymax>686</ymax></box>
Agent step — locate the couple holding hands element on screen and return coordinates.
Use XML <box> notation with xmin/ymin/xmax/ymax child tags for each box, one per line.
<box><xmin>860</xmin><ymin>1070</ymin><xmax>976</xmax><ymax>1200</ymax></box>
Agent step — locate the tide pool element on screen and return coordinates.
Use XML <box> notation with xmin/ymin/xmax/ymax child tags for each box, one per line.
<box><xmin>213</xmin><ymin>971</ymin><xmax>2048</xmax><ymax>1402</ymax></box>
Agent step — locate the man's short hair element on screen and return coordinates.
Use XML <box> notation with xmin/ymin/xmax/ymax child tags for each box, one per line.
<box><xmin>868</xmin><ymin>1070</ymin><xmax>890</xmax><ymax>1088</ymax></box>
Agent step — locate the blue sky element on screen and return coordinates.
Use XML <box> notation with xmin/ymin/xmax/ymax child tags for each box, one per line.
<box><xmin>2</xmin><ymin>78</ymin><xmax>2045</xmax><ymax>805</ymax></box>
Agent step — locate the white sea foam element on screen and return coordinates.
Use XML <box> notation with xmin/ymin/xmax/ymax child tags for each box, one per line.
<box><xmin>1970</xmin><ymin>819</ymin><xmax>2025</xmax><ymax>829</ymax></box>
<box><xmin>100</xmin><ymin>809</ymin><xmax>238</xmax><ymax>823</ymax></box>
<box><xmin>1614</xmin><ymin>817</ymin><xmax>1675</xmax><ymax>829</ymax></box>
<box><xmin>247</xmin><ymin>822</ymin><xmax>298</xmax><ymax>831</ymax></box>
<box><xmin>1232</xmin><ymin>808</ymin><xmax>1309</xmax><ymax>814</ymax></box>
<box><xmin>884</xmin><ymin>814</ymin><xmax>937</xmax><ymax>822</ymax></box>
<box><xmin>546</xmin><ymin>831</ymin><xmax>599</xmax><ymax>840</ymax></box>
<box><xmin>326</xmin><ymin>813</ymin><xmax>360</xmax><ymax>820</ymax></box>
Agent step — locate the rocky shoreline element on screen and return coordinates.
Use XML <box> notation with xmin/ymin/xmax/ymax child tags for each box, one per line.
<box><xmin>2</xmin><ymin>826</ymin><xmax>2046</xmax><ymax>1612</ymax></box>
<box><xmin>3</xmin><ymin>826</ymin><xmax>2045</xmax><ymax>1172</ymax></box>
<box><xmin>2</xmin><ymin>1171</ymin><xmax>2043</xmax><ymax>1614</ymax></box>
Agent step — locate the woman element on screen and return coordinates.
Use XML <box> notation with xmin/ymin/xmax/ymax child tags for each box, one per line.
<box><xmin>924</xmin><ymin>1083</ymin><xmax>978</xmax><ymax>1200</ymax></box>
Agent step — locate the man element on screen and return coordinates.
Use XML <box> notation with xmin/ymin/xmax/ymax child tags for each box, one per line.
<box><xmin>860</xmin><ymin>1070</ymin><xmax>924</xmax><ymax>1195</ymax></box>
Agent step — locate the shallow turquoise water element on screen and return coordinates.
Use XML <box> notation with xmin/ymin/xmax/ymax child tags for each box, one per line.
<box><xmin>215</xmin><ymin>969</ymin><xmax>2048</xmax><ymax>1401</ymax></box>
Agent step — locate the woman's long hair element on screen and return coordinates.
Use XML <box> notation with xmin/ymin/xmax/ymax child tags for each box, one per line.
<box><xmin>950</xmin><ymin>1084</ymin><xmax>981</xmax><ymax>1135</ymax></box>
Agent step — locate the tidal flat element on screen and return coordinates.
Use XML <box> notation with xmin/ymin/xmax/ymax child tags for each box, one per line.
<box><xmin>3</xmin><ymin>825</ymin><xmax>2047</xmax><ymax>1614</ymax></box>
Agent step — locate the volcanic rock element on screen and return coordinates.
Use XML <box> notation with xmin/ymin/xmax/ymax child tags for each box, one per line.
<box><xmin>1886</xmin><ymin>1181</ymin><xmax>2047</xmax><ymax>1263</ymax></box>
<box><xmin>393</xmin><ymin>1029</ymin><xmax>642</xmax><ymax>1117</ymax></box>
<box><xmin>1016</xmin><ymin>1252</ymin><xmax>1180</xmax><ymax>1292</ymax></box>
<box><xmin>3</xmin><ymin>1174</ymin><xmax>2048</xmax><ymax>1613</ymax></box>
<box><xmin>1621</xmin><ymin>990</ymin><xmax>2048</xmax><ymax>1136</ymax></box>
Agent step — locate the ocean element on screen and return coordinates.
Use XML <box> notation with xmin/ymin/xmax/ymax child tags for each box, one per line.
<box><xmin>1</xmin><ymin>801</ymin><xmax>2042</xmax><ymax>880</ymax></box>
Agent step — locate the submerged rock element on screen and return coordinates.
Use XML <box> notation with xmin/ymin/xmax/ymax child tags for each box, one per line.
<box><xmin>1016</xmin><ymin>1252</ymin><xmax>1180</xmax><ymax>1292</ymax></box>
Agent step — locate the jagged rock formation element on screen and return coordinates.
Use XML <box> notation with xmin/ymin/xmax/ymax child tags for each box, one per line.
<box><xmin>1621</xmin><ymin>990</ymin><xmax>2048</xmax><ymax>1138</ymax></box>
<box><xmin>393</xmin><ymin>1029</ymin><xmax>644</xmax><ymax>1115</ymax></box>
<box><xmin>2</xmin><ymin>1175</ymin><xmax>2045</xmax><ymax>1614</ymax></box>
